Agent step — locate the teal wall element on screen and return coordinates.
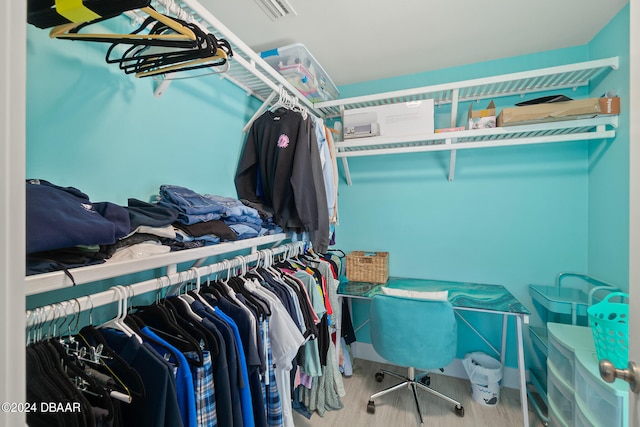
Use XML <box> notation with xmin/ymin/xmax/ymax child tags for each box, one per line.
<box><xmin>335</xmin><ymin>8</ymin><xmax>630</xmax><ymax>368</ymax></box>
<box><xmin>25</xmin><ymin>18</ymin><xmax>262</xmax><ymax>312</ymax></box>
<box><xmin>339</xmin><ymin>47</ymin><xmax>588</xmax><ymax>99</ymax></box>
<box><xmin>587</xmin><ymin>5</ymin><xmax>631</xmax><ymax>290</ymax></box>
<box><xmin>25</xmin><ymin>7</ymin><xmax>630</xmax><ymax>370</ymax></box>
<box><xmin>26</xmin><ymin>16</ymin><xmax>261</xmax><ymax>205</ymax></box>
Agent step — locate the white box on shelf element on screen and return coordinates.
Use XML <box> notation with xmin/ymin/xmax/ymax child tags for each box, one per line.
<box><xmin>343</xmin><ymin>99</ymin><xmax>435</xmax><ymax>140</ymax></box>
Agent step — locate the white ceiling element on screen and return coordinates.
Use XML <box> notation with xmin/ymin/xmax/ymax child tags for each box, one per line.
<box><xmin>200</xmin><ymin>0</ymin><xmax>628</xmax><ymax>87</ymax></box>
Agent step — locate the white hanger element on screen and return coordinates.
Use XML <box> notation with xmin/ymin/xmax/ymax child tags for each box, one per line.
<box><xmin>189</xmin><ymin>262</ymin><xmax>222</xmax><ymax>313</ymax></box>
<box><xmin>99</xmin><ymin>286</ymin><xmax>143</xmax><ymax>343</ymax></box>
<box><xmin>248</xmin><ymin>251</ymin><xmax>266</xmax><ymax>282</ymax></box>
<box><xmin>176</xmin><ymin>268</ymin><xmax>203</xmax><ymax>322</ymax></box>
<box><xmin>265</xmin><ymin>245</ymin><xmax>283</xmax><ymax>277</ymax></box>
<box><xmin>120</xmin><ymin>285</ymin><xmax>144</xmax><ymax>344</ymax></box>
<box><xmin>270</xmin><ymin>86</ymin><xmax>309</xmax><ymax>120</ymax></box>
<box><xmin>99</xmin><ymin>286</ymin><xmax>127</xmax><ymax>332</ymax></box>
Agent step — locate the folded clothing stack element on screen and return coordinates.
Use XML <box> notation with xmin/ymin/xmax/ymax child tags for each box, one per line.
<box><xmin>25</xmin><ymin>180</ymin><xmax>282</xmax><ymax>276</ymax></box>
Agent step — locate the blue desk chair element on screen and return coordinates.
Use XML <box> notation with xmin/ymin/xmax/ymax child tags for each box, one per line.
<box><xmin>367</xmin><ymin>294</ymin><xmax>465</xmax><ymax>425</ymax></box>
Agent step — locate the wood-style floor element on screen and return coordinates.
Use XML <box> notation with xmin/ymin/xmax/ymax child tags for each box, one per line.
<box><xmin>292</xmin><ymin>358</ymin><xmax>546</xmax><ymax>427</ymax></box>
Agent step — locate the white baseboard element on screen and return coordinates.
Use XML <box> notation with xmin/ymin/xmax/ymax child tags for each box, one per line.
<box><xmin>350</xmin><ymin>342</ymin><xmax>523</xmax><ymax>390</ymax></box>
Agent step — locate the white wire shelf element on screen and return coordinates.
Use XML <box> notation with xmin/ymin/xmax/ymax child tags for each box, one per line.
<box><xmin>155</xmin><ymin>0</ymin><xmax>321</xmax><ymax>114</ymax></box>
<box><xmin>25</xmin><ymin>233</ymin><xmax>289</xmax><ymax>296</ymax></box>
<box><xmin>317</xmin><ymin>57</ymin><xmax>619</xmax><ymax>183</ymax></box>
<box><xmin>334</xmin><ymin>116</ymin><xmax>618</xmax><ymax>157</ymax></box>
<box><xmin>315</xmin><ymin>57</ymin><xmax>619</xmax><ymax>117</ymax></box>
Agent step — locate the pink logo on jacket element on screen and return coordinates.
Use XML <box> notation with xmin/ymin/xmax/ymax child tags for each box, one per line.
<box><xmin>277</xmin><ymin>134</ymin><xmax>289</xmax><ymax>149</ymax></box>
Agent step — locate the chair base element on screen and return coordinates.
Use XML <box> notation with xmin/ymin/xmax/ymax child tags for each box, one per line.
<box><xmin>367</xmin><ymin>367</ymin><xmax>464</xmax><ymax>425</ymax></box>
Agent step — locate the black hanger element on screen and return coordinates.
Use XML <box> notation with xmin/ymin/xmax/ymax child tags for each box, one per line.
<box><xmin>114</xmin><ymin>27</ymin><xmax>228</xmax><ymax>72</ymax></box>
<box><xmin>274</xmin><ymin>256</ymin><xmax>298</xmax><ymax>271</ymax></box>
<box><xmin>225</xmin><ymin>275</ymin><xmax>243</xmax><ymax>293</ymax></box>
<box><xmin>78</xmin><ymin>326</ymin><xmax>146</xmax><ymax>400</ymax></box>
<box><xmin>235</xmin><ymin>279</ymin><xmax>271</xmax><ymax>319</ymax></box>
<box><xmin>124</xmin><ymin>314</ymin><xmax>182</xmax><ymax>369</ymax></box>
<box><xmin>27</xmin><ymin>343</ymin><xmax>87</xmax><ymax>427</ymax></box>
<box><xmin>48</xmin><ymin>339</ymin><xmax>115</xmax><ymax>424</ymax></box>
<box><xmin>229</xmin><ymin>276</ymin><xmax>271</xmax><ymax>318</ymax></box>
<box><xmin>105</xmin><ymin>18</ymin><xmax>207</xmax><ymax>68</ymax></box>
<box><xmin>133</xmin><ymin>303</ymin><xmax>204</xmax><ymax>367</ymax></box>
<box><xmin>165</xmin><ymin>297</ymin><xmax>220</xmax><ymax>359</ymax></box>
<box><xmin>327</xmin><ymin>249</ymin><xmax>346</xmax><ymax>258</ymax></box>
<box><xmin>199</xmin><ymin>279</ymin><xmax>223</xmax><ymax>301</ymax></box>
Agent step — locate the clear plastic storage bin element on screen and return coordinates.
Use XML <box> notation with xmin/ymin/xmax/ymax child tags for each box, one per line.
<box><xmin>548</xmin><ymin>332</ymin><xmax>576</xmax><ymax>386</ymax></box>
<box><xmin>260</xmin><ymin>43</ymin><xmax>339</xmax><ymax>102</ymax></box>
<box><xmin>575</xmin><ymin>400</ymin><xmax>598</xmax><ymax>427</ymax></box>
<box><xmin>574</xmin><ymin>350</ymin><xmax>625</xmax><ymax>427</ymax></box>
<box><xmin>548</xmin><ymin>401</ymin><xmax>570</xmax><ymax>427</ymax></box>
<box><xmin>547</xmin><ymin>365</ymin><xmax>574</xmax><ymax>425</ymax></box>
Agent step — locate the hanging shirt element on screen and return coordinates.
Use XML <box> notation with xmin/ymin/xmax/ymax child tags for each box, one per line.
<box><xmin>201</xmin><ymin>317</ymin><xmax>234</xmax><ymax>427</ymax></box>
<box><xmin>216</xmin><ymin>294</ymin><xmax>267</xmax><ymax>427</ymax></box>
<box><xmin>140</xmin><ymin>326</ymin><xmax>198</xmax><ymax>427</ymax></box>
<box><xmin>195</xmin><ymin>302</ymin><xmax>244</xmax><ymax>427</ymax></box>
<box><xmin>185</xmin><ymin>350</ymin><xmax>217</xmax><ymax>427</ymax></box>
<box><xmin>310</xmin><ymin>116</ymin><xmax>336</xmax><ymax>223</ymax></box>
<box><xmin>261</xmin><ymin>318</ymin><xmax>284</xmax><ymax>427</ymax></box>
<box><xmin>192</xmin><ymin>299</ymin><xmax>255</xmax><ymax>427</ymax></box>
<box><xmin>97</xmin><ymin>329</ymin><xmax>185</xmax><ymax>427</ymax></box>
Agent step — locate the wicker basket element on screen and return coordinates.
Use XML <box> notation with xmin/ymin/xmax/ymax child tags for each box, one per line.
<box><xmin>346</xmin><ymin>251</ymin><xmax>389</xmax><ymax>283</ymax></box>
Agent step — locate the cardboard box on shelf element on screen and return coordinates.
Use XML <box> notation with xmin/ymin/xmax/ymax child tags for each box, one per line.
<box><xmin>497</xmin><ymin>97</ymin><xmax>620</xmax><ymax>127</ymax></box>
<box><xmin>468</xmin><ymin>100</ymin><xmax>496</xmax><ymax>130</ymax></box>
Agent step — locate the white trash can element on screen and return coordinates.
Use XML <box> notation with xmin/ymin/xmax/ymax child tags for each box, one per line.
<box><xmin>462</xmin><ymin>352</ymin><xmax>503</xmax><ymax>406</ymax></box>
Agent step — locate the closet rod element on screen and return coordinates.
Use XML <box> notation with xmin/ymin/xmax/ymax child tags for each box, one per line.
<box><xmin>243</xmin><ymin>90</ymin><xmax>277</xmax><ymax>133</ymax></box>
<box><xmin>26</xmin><ymin>241</ymin><xmax>307</xmax><ymax>325</ymax></box>
<box><xmin>25</xmin><ymin>233</ymin><xmax>290</xmax><ymax>296</ymax></box>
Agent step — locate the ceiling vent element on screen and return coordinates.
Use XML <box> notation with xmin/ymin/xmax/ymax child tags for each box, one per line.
<box><xmin>253</xmin><ymin>0</ymin><xmax>297</xmax><ymax>20</ymax></box>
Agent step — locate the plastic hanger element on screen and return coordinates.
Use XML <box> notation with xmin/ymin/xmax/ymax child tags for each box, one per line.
<box><xmin>48</xmin><ymin>338</ymin><xmax>127</xmax><ymax>407</ymax></box>
<box><xmin>135</xmin><ymin>50</ymin><xmax>229</xmax><ymax>78</ymax></box>
<box><xmin>30</xmin><ymin>341</ymin><xmax>90</xmax><ymax>425</ymax></box>
<box><xmin>132</xmin><ymin>286</ymin><xmax>204</xmax><ymax>366</ymax></box>
<box><xmin>77</xmin><ymin>325</ymin><xmax>145</xmax><ymax>402</ymax></box>
<box><xmin>264</xmin><ymin>246</ymin><xmax>287</xmax><ymax>278</ymax></box>
<box><xmin>187</xmin><ymin>265</ymin><xmax>219</xmax><ymax>312</ymax></box>
<box><xmin>164</xmin><ymin>279</ymin><xmax>220</xmax><ymax>359</ymax></box>
<box><xmin>99</xmin><ymin>286</ymin><xmax>142</xmax><ymax>343</ymax></box>
<box><xmin>200</xmin><ymin>259</ymin><xmax>234</xmax><ymax>298</ymax></box>
<box><xmin>163</xmin><ymin>299</ymin><xmax>210</xmax><ymax>350</ymax></box>
<box><xmin>230</xmin><ymin>256</ymin><xmax>271</xmax><ymax>318</ymax></box>
<box><xmin>175</xmin><ymin>269</ymin><xmax>202</xmax><ymax>322</ymax></box>
<box><xmin>269</xmin><ymin>86</ymin><xmax>308</xmax><ymax>119</ymax></box>
<box><xmin>49</xmin><ymin>7</ymin><xmax>197</xmax><ymax>44</ymax></box>
<box><xmin>105</xmin><ymin>19</ymin><xmax>227</xmax><ymax>73</ymax></box>
<box><xmin>196</xmin><ymin>262</ymin><xmax>231</xmax><ymax>310</ymax></box>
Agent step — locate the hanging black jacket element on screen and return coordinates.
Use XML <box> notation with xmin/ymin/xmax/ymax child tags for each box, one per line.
<box><xmin>235</xmin><ymin>109</ymin><xmax>329</xmax><ymax>251</ymax></box>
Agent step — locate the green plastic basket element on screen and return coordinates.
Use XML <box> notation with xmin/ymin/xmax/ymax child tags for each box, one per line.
<box><xmin>587</xmin><ymin>292</ymin><xmax>629</xmax><ymax>369</ymax></box>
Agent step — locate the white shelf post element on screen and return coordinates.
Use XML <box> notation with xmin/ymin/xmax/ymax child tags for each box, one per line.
<box><xmin>448</xmin><ymin>88</ymin><xmax>460</xmax><ymax>181</ymax></box>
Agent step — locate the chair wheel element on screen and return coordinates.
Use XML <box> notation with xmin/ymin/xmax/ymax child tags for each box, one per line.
<box><xmin>367</xmin><ymin>400</ymin><xmax>375</xmax><ymax>414</ymax></box>
<box><xmin>374</xmin><ymin>372</ymin><xmax>384</xmax><ymax>382</ymax></box>
<box><xmin>419</xmin><ymin>374</ymin><xmax>431</xmax><ymax>387</ymax></box>
<box><xmin>455</xmin><ymin>405</ymin><xmax>464</xmax><ymax>417</ymax></box>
